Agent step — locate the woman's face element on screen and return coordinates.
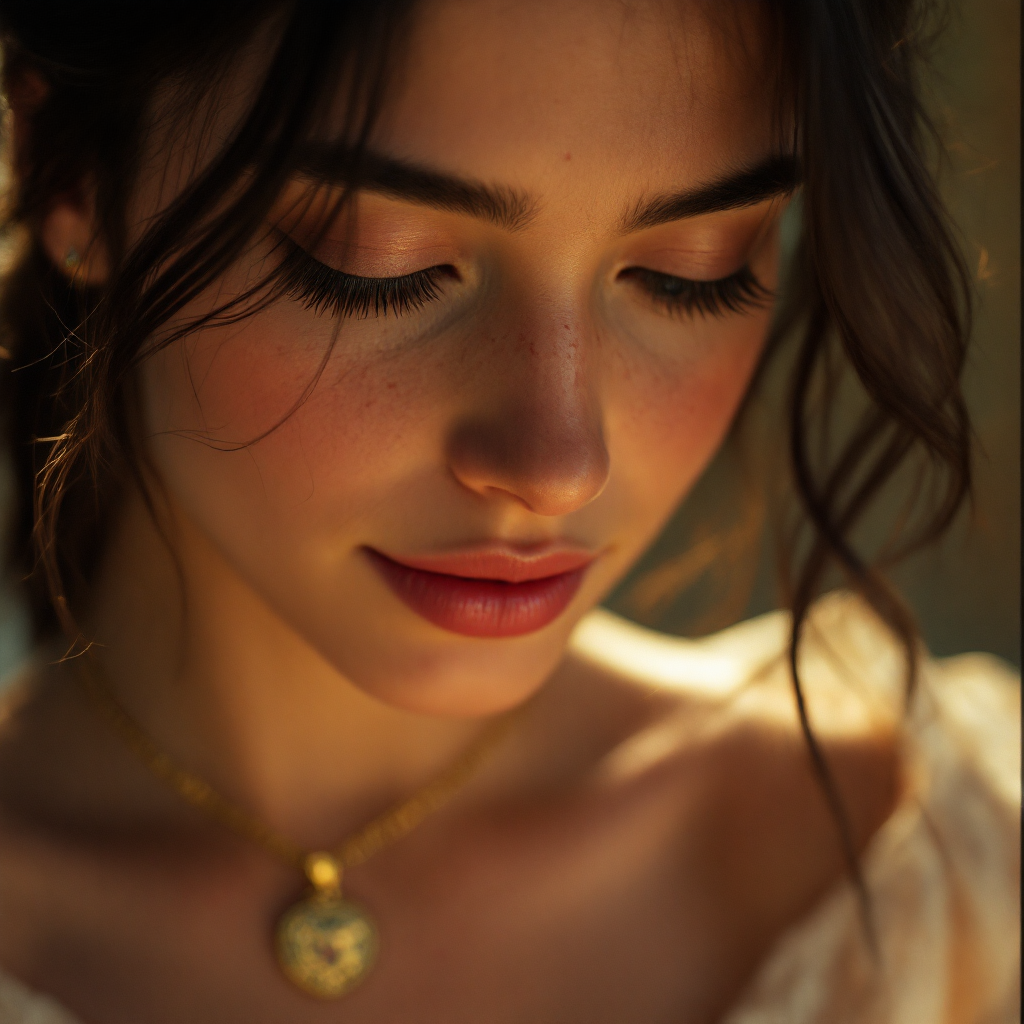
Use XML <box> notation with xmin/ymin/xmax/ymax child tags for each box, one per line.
<box><xmin>138</xmin><ymin>0</ymin><xmax>788</xmax><ymax>716</ymax></box>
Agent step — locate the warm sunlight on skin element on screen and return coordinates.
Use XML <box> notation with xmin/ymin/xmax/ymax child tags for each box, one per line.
<box><xmin>132</xmin><ymin>0</ymin><xmax>788</xmax><ymax>722</ymax></box>
<box><xmin>1</xmin><ymin>4</ymin><xmax>937</xmax><ymax>1020</ymax></box>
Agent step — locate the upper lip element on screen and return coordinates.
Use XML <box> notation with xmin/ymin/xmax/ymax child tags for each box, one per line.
<box><xmin>366</xmin><ymin>543</ymin><xmax>598</xmax><ymax>583</ymax></box>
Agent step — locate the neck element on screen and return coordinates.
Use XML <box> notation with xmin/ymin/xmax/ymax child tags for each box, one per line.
<box><xmin>84</xmin><ymin>491</ymin><xmax>488</xmax><ymax>850</ymax></box>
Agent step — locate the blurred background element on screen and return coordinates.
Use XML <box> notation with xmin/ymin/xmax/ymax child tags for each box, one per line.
<box><xmin>0</xmin><ymin>0</ymin><xmax>1019</xmax><ymax>676</ymax></box>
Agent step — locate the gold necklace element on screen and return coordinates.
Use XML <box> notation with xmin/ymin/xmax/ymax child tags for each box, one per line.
<box><xmin>76</xmin><ymin>652</ymin><xmax>519</xmax><ymax>1000</ymax></box>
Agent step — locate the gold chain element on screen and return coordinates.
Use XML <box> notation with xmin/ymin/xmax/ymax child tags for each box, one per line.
<box><xmin>76</xmin><ymin>652</ymin><xmax>519</xmax><ymax>886</ymax></box>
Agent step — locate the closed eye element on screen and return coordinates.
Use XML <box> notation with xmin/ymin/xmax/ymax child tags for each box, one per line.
<box><xmin>279</xmin><ymin>237</ymin><xmax>457</xmax><ymax>319</ymax></box>
<box><xmin>619</xmin><ymin>265</ymin><xmax>771</xmax><ymax>318</ymax></box>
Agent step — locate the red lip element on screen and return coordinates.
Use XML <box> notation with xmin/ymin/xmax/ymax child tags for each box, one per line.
<box><xmin>364</xmin><ymin>546</ymin><xmax>595</xmax><ymax>638</ymax></box>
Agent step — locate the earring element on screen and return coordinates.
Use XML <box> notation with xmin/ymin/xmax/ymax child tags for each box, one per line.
<box><xmin>63</xmin><ymin>247</ymin><xmax>81</xmax><ymax>271</ymax></box>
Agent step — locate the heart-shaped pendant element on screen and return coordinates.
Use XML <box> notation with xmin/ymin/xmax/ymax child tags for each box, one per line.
<box><xmin>276</xmin><ymin>893</ymin><xmax>379</xmax><ymax>998</ymax></box>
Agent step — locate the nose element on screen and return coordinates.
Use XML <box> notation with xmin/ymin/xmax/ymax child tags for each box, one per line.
<box><xmin>446</xmin><ymin>315</ymin><xmax>610</xmax><ymax>518</ymax></box>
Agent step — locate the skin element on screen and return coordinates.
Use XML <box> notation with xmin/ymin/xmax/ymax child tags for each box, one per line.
<box><xmin>0</xmin><ymin>1</ymin><xmax>900</xmax><ymax>1021</ymax></box>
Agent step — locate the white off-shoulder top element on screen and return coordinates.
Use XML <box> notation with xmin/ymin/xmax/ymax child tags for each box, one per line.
<box><xmin>0</xmin><ymin>594</ymin><xmax>1019</xmax><ymax>1023</ymax></box>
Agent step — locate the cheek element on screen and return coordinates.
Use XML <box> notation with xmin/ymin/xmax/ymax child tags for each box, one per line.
<box><xmin>608</xmin><ymin>312</ymin><xmax>767</xmax><ymax>511</ymax></box>
<box><xmin>140</xmin><ymin>305</ymin><xmax>441</xmax><ymax>526</ymax></box>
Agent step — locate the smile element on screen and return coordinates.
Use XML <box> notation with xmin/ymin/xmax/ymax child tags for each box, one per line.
<box><xmin>363</xmin><ymin>546</ymin><xmax>595</xmax><ymax>638</ymax></box>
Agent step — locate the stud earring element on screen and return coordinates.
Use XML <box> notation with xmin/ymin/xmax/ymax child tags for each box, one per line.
<box><xmin>63</xmin><ymin>247</ymin><xmax>81</xmax><ymax>271</ymax></box>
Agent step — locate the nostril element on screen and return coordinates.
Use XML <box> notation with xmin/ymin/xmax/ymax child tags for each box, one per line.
<box><xmin>447</xmin><ymin>412</ymin><xmax>610</xmax><ymax>517</ymax></box>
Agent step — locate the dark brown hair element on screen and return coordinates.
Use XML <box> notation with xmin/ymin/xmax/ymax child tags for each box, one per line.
<box><xmin>0</xmin><ymin>0</ymin><xmax>971</xmax><ymax>916</ymax></box>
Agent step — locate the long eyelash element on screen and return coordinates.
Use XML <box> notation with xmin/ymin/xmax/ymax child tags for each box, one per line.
<box><xmin>623</xmin><ymin>265</ymin><xmax>772</xmax><ymax>318</ymax></box>
<box><xmin>279</xmin><ymin>239</ymin><xmax>449</xmax><ymax>319</ymax></box>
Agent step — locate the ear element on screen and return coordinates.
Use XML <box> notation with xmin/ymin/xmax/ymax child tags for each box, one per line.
<box><xmin>7</xmin><ymin>66</ymin><xmax>110</xmax><ymax>286</ymax></box>
<box><xmin>39</xmin><ymin>193</ymin><xmax>111</xmax><ymax>286</ymax></box>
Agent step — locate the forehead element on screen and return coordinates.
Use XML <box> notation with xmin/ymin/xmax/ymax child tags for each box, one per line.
<box><xmin>370</xmin><ymin>0</ymin><xmax>780</xmax><ymax>194</ymax></box>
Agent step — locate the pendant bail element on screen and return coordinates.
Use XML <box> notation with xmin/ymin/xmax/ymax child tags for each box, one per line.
<box><xmin>304</xmin><ymin>851</ymin><xmax>343</xmax><ymax>895</ymax></box>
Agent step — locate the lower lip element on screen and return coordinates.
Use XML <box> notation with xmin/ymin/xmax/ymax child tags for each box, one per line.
<box><xmin>365</xmin><ymin>550</ymin><xmax>589</xmax><ymax>638</ymax></box>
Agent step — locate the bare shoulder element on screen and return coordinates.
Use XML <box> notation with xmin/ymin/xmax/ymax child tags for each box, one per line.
<box><xmin>564</xmin><ymin>592</ymin><xmax>908</xmax><ymax>744</ymax></box>
<box><xmin>557</xmin><ymin>595</ymin><xmax>904</xmax><ymax>930</ymax></box>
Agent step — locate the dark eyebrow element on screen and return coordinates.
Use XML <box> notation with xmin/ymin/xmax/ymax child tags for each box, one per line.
<box><xmin>296</xmin><ymin>145</ymin><xmax>537</xmax><ymax>231</ymax></box>
<box><xmin>622</xmin><ymin>156</ymin><xmax>799</xmax><ymax>233</ymax></box>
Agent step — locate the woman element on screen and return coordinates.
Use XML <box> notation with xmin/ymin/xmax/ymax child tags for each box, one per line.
<box><xmin>0</xmin><ymin>0</ymin><xmax>1017</xmax><ymax>1021</ymax></box>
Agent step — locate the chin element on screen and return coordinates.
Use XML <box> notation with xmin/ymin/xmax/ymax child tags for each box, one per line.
<box><xmin>321</xmin><ymin>622</ymin><xmax>573</xmax><ymax>719</ymax></box>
